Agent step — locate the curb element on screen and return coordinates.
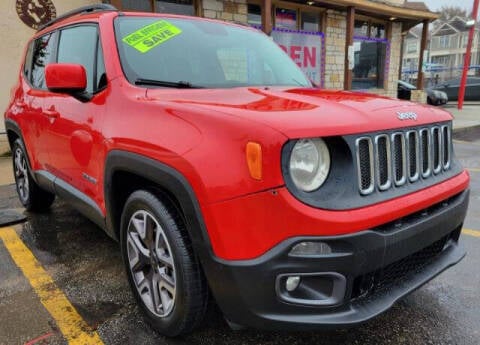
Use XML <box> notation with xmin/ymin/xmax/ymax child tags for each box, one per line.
<box><xmin>452</xmin><ymin>124</ymin><xmax>480</xmax><ymax>138</ymax></box>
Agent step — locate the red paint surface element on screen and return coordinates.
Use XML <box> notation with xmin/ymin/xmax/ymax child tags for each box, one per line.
<box><xmin>45</xmin><ymin>64</ymin><xmax>86</xmax><ymax>90</ymax></box>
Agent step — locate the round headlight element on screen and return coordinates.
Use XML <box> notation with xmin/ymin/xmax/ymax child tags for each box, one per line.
<box><xmin>289</xmin><ymin>138</ymin><xmax>330</xmax><ymax>192</ymax></box>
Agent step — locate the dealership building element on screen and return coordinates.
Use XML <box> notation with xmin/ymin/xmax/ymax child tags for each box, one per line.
<box><xmin>0</xmin><ymin>0</ymin><xmax>437</xmax><ymax>151</ymax></box>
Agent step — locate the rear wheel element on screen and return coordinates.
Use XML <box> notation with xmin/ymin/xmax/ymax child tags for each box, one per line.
<box><xmin>12</xmin><ymin>139</ymin><xmax>55</xmax><ymax>211</ymax></box>
<box><xmin>120</xmin><ymin>190</ymin><xmax>208</xmax><ymax>336</ymax></box>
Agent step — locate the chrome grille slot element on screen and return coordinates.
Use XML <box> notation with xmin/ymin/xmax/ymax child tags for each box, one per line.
<box><xmin>406</xmin><ymin>131</ymin><xmax>419</xmax><ymax>182</ymax></box>
<box><xmin>375</xmin><ymin>135</ymin><xmax>391</xmax><ymax>190</ymax></box>
<box><xmin>356</xmin><ymin>137</ymin><xmax>374</xmax><ymax>195</ymax></box>
<box><xmin>420</xmin><ymin>129</ymin><xmax>431</xmax><ymax>178</ymax></box>
<box><xmin>432</xmin><ymin>127</ymin><xmax>441</xmax><ymax>174</ymax></box>
<box><xmin>392</xmin><ymin>133</ymin><xmax>406</xmax><ymax>186</ymax></box>
<box><xmin>442</xmin><ymin>125</ymin><xmax>451</xmax><ymax>170</ymax></box>
<box><xmin>354</xmin><ymin>123</ymin><xmax>453</xmax><ymax>196</ymax></box>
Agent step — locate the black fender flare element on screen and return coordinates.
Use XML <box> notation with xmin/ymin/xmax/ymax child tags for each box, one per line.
<box><xmin>104</xmin><ymin>150</ymin><xmax>214</xmax><ymax>258</ymax></box>
<box><xmin>4</xmin><ymin>119</ymin><xmax>38</xmax><ymax>184</ymax></box>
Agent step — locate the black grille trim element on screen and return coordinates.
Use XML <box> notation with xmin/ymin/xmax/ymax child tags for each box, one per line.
<box><xmin>355</xmin><ymin>123</ymin><xmax>453</xmax><ymax>196</ymax></box>
<box><xmin>442</xmin><ymin>125</ymin><xmax>451</xmax><ymax>170</ymax></box>
<box><xmin>406</xmin><ymin>130</ymin><xmax>420</xmax><ymax>182</ymax></box>
<box><xmin>356</xmin><ymin>137</ymin><xmax>374</xmax><ymax>195</ymax></box>
<box><xmin>375</xmin><ymin>135</ymin><xmax>391</xmax><ymax>191</ymax></box>
<box><xmin>420</xmin><ymin>128</ymin><xmax>431</xmax><ymax>178</ymax></box>
<box><xmin>432</xmin><ymin>126</ymin><xmax>442</xmax><ymax>174</ymax></box>
<box><xmin>392</xmin><ymin>132</ymin><xmax>406</xmax><ymax>186</ymax></box>
<box><xmin>351</xmin><ymin>231</ymin><xmax>456</xmax><ymax>300</ymax></box>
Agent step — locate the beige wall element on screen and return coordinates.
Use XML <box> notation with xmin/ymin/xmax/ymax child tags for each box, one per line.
<box><xmin>0</xmin><ymin>0</ymin><xmax>99</xmax><ymax>134</ymax></box>
<box><xmin>201</xmin><ymin>0</ymin><xmax>248</xmax><ymax>23</ymax></box>
<box><xmin>324</xmin><ymin>10</ymin><xmax>347</xmax><ymax>89</ymax></box>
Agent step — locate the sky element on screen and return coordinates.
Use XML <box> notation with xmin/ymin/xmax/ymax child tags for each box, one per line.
<box><xmin>423</xmin><ymin>0</ymin><xmax>474</xmax><ymax>13</ymax></box>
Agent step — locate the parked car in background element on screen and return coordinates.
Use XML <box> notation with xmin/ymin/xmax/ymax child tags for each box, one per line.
<box><xmin>397</xmin><ymin>80</ymin><xmax>448</xmax><ymax>105</ymax></box>
<box><xmin>432</xmin><ymin>77</ymin><xmax>480</xmax><ymax>101</ymax></box>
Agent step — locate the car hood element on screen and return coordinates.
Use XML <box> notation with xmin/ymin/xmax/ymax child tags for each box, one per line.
<box><xmin>145</xmin><ymin>87</ymin><xmax>453</xmax><ymax>138</ymax></box>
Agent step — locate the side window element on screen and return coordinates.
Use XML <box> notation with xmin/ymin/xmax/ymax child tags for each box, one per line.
<box><xmin>96</xmin><ymin>40</ymin><xmax>107</xmax><ymax>91</ymax></box>
<box><xmin>57</xmin><ymin>26</ymin><xmax>98</xmax><ymax>93</ymax></box>
<box><xmin>23</xmin><ymin>42</ymin><xmax>34</xmax><ymax>82</ymax></box>
<box><xmin>31</xmin><ymin>33</ymin><xmax>55</xmax><ymax>89</ymax></box>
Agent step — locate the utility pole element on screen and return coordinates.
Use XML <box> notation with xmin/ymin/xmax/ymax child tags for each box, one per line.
<box><xmin>458</xmin><ymin>0</ymin><xmax>479</xmax><ymax>110</ymax></box>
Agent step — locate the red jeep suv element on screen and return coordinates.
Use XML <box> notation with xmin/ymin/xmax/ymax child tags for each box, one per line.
<box><xmin>4</xmin><ymin>4</ymin><xmax>470</xmax><ymax>337</ymax></box>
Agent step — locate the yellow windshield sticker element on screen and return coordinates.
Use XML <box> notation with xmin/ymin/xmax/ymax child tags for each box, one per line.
<box><xmin>122</xmin><ymin>20</ymin><xmax>182</xmax><ymax>53</ymax></box>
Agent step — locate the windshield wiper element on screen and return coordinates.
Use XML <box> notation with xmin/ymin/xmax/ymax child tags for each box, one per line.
<box><xmin>135</xmin><ymin>78</ymin><xmax>204</xmax><ymax>89</ymax></box>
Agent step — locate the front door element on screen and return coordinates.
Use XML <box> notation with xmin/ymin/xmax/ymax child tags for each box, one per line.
<box><xmin>43</xmin><ymin>25</ymin><xmax>107</xmax><ymax>206</ymax></box>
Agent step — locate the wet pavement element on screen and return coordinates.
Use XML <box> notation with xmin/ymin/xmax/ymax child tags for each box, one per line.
<box><xmin>1</xmin><ymin>134</ymin><xmax>480</xmax><ymax>345</ymax></box>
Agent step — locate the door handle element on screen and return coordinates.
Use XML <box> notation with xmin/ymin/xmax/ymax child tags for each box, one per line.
<box><xmin>14</xmin><ymin>101</ymin><xmax>26</xmax><ymax>111</ymax></box>
<box><xmin>43</xmin><ymin>109</ymin><xmax>60</xmax><ymax>118</ymax></box>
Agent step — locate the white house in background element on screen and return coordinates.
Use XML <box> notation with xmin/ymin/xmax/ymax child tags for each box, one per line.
<box><xmin>402</xmin><ymin>16</ymin><xmax>480</xmax><ymax>85</ymax></box>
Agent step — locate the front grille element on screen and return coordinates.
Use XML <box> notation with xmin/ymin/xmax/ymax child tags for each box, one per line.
<box><xmin>352</xmin><ymin>234</ymin><xmax>452</xmax><ymax>300</ymax></box>
<box><xmin>355</xmin><ymin>124</ymin><xmax>452</xmax><ymax>195</ymax></box>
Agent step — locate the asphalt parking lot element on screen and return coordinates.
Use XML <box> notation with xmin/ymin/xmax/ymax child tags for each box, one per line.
<box><xmin>1</xmin><ymin>133</ymin><xmax>479</xmax><ymax>345</ymax></box>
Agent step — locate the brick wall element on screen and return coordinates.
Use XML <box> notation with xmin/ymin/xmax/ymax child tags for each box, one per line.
<box><xmin>324</xmin><ymin>10</ymin><xmax>346</xmax><ymax>89</ymax></box>
<box><xmin>201</xmin><ymin>0</ymin><xmax>248</xmax><ymax>24</ymax></box>
<box><xmin>385</xmin><ymin>22</ymin><xmax>403</xmax><ymax>98</ymax></box>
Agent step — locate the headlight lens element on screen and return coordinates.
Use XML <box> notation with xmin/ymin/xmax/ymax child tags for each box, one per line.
<box><xmin>289</xmin><ymin>138</ymin><xmax>330</xmax><ymax>192</ymax></box>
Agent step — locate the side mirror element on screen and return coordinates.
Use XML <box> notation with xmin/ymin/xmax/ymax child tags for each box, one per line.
<box><xmin>45</xmin><ymin>63</ymin><xmax>90</xmax><ymax>101</ymax></box>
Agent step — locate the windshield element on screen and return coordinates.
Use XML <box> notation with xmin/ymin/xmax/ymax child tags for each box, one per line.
<box><xmin>115</xmin><ymin>16</ymin><xmax>312</xmax><ymax>88</ymax></box>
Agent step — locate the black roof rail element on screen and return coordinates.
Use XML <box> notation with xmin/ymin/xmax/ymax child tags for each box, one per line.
<box><xmin>37</xmin><ymin>4</ymin><xmax>117</xmax><ymax>32</ymax></box>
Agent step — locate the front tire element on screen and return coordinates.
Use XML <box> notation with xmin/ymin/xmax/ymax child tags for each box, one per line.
<box><xmin>120</xmin><ymin>190</ymin><xmax>208</xmax><ymax>336</ymax></box>
<box><xmin>12</xmin><ymin>139</ymin><xmax>55</xmax><ymax>211</ymax></box>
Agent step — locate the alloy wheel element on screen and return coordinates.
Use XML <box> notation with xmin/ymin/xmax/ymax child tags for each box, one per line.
<box><xmin>14</xmin><ymin>147</ymin><xmax>29</xmax><ymax>202</ymax></box>
<box><xmin>126</xmin><ymin>210</ymin><xmax>176</xmax><ymax>317</ymax></box>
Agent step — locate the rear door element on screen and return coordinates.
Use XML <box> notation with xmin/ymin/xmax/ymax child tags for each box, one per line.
<box><xmin>20</xmin><ymin>32</ymin><xmax>57</xmax><ymax>171</ymax></box>
<box><xmin>43</xmin><ymin>24</ymin><xmax>107</xmax><ymax>206</ymax></box>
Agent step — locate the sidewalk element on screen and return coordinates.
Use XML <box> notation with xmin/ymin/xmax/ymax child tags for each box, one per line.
<box><xmin>444</xmin><ymin>103</ymin><xmax>480</xmax><ymax>133</ymax></box>
<box><xmin>0</xmin><ymin>156</ymin><xmax>13</xmax><ymax>186</ymax></box>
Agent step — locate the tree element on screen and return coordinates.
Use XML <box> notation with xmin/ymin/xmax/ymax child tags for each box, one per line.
<box><xmin>438</xmin><ymin>6</ymin><xmax>468</xmax><ymax>21</ymax></box>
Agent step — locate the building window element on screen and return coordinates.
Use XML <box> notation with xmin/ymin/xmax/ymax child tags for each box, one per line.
<box><xmin>352</xmin><ymin>18</ymin><xmax>388</xmax><ymax>90</ymax></box>
<box><xmin>406</xmin><ymin>40</ymin><xmax>417</xmax><ymax>54</ymax></box>
<box><xmin>431</xmin><ymin>55</ymin><xmax>451</xmax><ymax>66</ymax></box>
<box><xmin>155</xmin><ymin>0</ymin><xmax>195</xmax><ymax>15</ymax></box>
<box><xmin>439</xmin><ymin>35</ymin><xmax>450</xmax><ymax>49</ymax></box>
<box><xmin>354</xmin><ymin>20</ymin><xmax>385</xmax><ymax>38</ymax></box>
<box><xmin>117</xmin><ymin>0</ymin><xmax>152</xmax><ymax>11</ymax></box>
<box><xmin>354</xmin><ymin>20</ymin><xmax>368</xmax><ymax>36</ymax></box>
<box><xmin>371</xmin><ymin>23</ymin><xmax>385</xmax><ymax>39</ymax></box>
<box><xmin>301</xmin><ymin>12</ymin><xmax>321</xmax><ymax>32</ymax></box>
<box><xmin>114</xmin><ymin>0</ymin><xmax>196</xmax><ymax>15</ymax></box>
<box><xmin>462</xmin><ymin>33</ymin><xmax>469</xmax><ymax>48</ymax></box>
<box><xmin>275</xmin><ymin>8</ymin><xmax>297</xmax><ymax>30</ymax></box>
<box><xmin>247</xmin><ymin>4</ymin><xmax>262</xmax><ymax>27</ymax></box>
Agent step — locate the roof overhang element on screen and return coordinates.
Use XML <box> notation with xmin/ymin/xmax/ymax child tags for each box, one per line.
<box><xmin>312</xmin><ymin>0</ymin><xmax>439</xmax><ymax>30</ymax></box>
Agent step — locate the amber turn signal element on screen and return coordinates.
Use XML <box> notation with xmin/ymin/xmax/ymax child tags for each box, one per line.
<box><xmin>246</xmin><ymin>142</ymin><xmax>262</xmax><ymax>180</ymax></box>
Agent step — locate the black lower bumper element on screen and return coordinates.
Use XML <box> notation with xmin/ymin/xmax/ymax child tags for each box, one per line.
<box><xmin>202</xmin><ymin>189</ymin><xmax>469</xmax><ymax>330</ymax></box>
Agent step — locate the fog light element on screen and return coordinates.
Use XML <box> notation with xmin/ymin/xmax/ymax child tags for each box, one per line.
<box><xmin>286</xmin><ymin>276</ymin><xmax>301</xmax><ymax>292</ymax></box>
<box><xmin>289</xmin><ymin>241</ymin><xmax>332</xmax><ymax>256</ymax></box>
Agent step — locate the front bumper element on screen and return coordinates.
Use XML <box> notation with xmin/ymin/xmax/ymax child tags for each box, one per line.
<box><xmin>203</xmin><ymin>189</ymin><xmax>469</xmax><ymax>330</ymax></box>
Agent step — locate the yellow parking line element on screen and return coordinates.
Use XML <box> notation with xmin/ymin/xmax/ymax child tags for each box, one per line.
<box><xmin>467</xmin><ymin>168</ymin><xmax>480</xmax><ymax>173</ymax></box>
<box><xmin>0</xmin><ymin>227</ymin><xmax>104</xmax><ymax>345</ymax></box>
<box><xmin>463</xmin><ymin>229</ymin><xmax>480</xmax><ymax>238</ymax></box>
